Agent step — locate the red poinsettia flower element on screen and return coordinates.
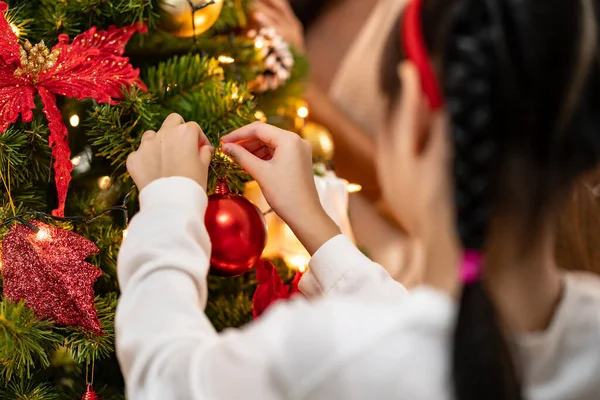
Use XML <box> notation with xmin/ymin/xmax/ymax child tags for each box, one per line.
<box><xmin>252</xmin><ymin>260</ymin><xmax>303</xmax><ymax>318</ymax></box>
<box><xmin>0</xmin><ymin>2</ymin><xmax>146</xmax><ymax>216</ymax></box>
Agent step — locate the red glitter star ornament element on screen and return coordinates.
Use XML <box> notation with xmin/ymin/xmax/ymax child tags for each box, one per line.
<box><xmin>1</xmin><ymin>221</ymin><xmax>103</xmax><ymax>334</ymax></box>
<box><xmin>0</xmin><ymin>2</ymin><xmax>147</xmax><ymax>216</ymax></box>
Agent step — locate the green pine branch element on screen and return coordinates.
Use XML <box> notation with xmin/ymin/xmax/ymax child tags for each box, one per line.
<box><xmin>0</xmin><ymin>379</ymin><xmax>58</xmax><ymax>400</ymax></box>
<box><xmin>0</xmin><ymin>301</ymin><xmax>62</xmax><ymax>382</ymax></box>
<box><xmin>0</xmin><ymin>119</ymin><xmax>51</xmax><ymax>211</ymax></box>
<box><xmin>63</xmin><ymin>294</ymin><xmax>117</xmax><ymax>364</ymax></box>
<box><xmin>144</xmin><ymin>54</ymin><xmax>224</xmax><ymax>101</ymax></box>
<box><xmin>86</xmin><ymin>87</ymin><xmax>159</xmax><ymax>177</ymax></box>
<box><xmin>11</xmin><ymin>0</ymin><xmax>160</xmax><ymax>45</ymax></box>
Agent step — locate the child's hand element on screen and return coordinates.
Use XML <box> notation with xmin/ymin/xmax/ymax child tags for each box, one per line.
<box><xmin>221</xmin><ymin>123</ymin><xmax>340</xmax><ymax>254</ymax></box>
<box><xmin>127</xmin><ymin>113</ymin><xmax>213</xmax><ymax>191</ymax></box>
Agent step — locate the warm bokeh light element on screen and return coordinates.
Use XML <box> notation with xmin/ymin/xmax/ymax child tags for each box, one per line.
<box><xmin>347</xmin><ymin>183</ymin><xmax>363</xmax><ymax>193</ymax></box>
<box><xmin>9</xmin><ymin>22</ymin><xmax>19</xmax><ymax>37</ymax></box>
<box><xmin>218</xmin><ymin>55</ymin><xmax>235</xmax><ymax>64</ymax></box>
<box><xmin>69</xmin><ymin>114</ymin><xmax>80</xmax><ymax>127</ymax></box>
<box><xmin>297</xmin><ymin>106</ymin><xmax>309</xmax><ymax>119</ymax></box>
<box><xmin>36</xmin><ymin>228</ymin><xmax>51</xmax><ymax>241</ymax></box>
<box><xmin>122</xmin><ymin>229</ymin><xmax>128</xmax><ymax>240</ymax></box>
<box><xmin>255</xmin><ymin>39</ymin><xmax>264</xmax><ymax>49</ymax></box>
<box><xmin>194</xmin><ymin>14</ymin><xmax>207</xmax><ymax>27</ymax></box>
<box><xmin>284</xmin><ymin>254</ymin><xmax>310</xmax><ymax>272</ymax></box>
<box><xmin>71</xmin><ymin>155</ymin><xmax>81</xmax><ymax>166</ymax></box>
<box><xmin>98</xmin><ymin>176</ymin><xmax>111</xmax><ymax>190</ymax></box>
<box><xmin>254</xmin><ymin>110</ymin><xmax>267</xmax><ymax>122</ymax></box>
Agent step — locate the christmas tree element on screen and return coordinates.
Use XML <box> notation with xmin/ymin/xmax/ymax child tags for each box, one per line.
<box><xmin>0</xmin><ymin>0</ymin><xmax>312</xmax><ymax>398</ymax></box>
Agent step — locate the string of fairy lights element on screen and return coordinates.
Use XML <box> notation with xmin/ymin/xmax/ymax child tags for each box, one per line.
<box><xmin>0</xmin><ymin>14</ymin><xmax>361</xmax><ymax>272</ymax></box>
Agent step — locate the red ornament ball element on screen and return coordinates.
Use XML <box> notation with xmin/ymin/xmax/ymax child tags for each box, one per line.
<box><xmin>205</xmin><ymin>179</ymin><xmax>267</xmax><ymax>277</ymax></box>
<box><xmin>81</xmin><ymin>384</ymin><xmax>99</xmax><ymax>400</ymax></box>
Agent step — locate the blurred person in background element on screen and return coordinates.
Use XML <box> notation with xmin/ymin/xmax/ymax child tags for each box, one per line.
<box><xmin>259</xmin><ymin>0</ymin><xmax>419</xmax><ymax>283</ymax></box>
<box><xmin>556</xmin><ymin>169</ymin><xmax>600</xmax><ymax>273</ymax></box>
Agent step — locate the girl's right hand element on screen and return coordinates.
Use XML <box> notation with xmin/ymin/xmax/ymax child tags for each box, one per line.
<box><xmin>221</xmin><ymin>123</ymin><xmax>340</xmax><ymax>254</ymax></box>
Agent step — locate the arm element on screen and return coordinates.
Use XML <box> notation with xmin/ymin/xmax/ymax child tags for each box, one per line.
<box><xmin>116</xmin><ymin>178</ymin><xmax>285</xmax><ymax>399</ymax></box>
<box><xmin>116</xmin><ymin>178</ymin><xmax>404</xmax><ymax>399</ymax></box>
<box><xmin>300</xmin><ymin>234</ymin><xmax>408</xmax><ymax>302</ymax></box>
<box><xmin>220</xmin><ymin>123</ymin><xmax>407</xmax><ymax>302</ymax></box>
<box><xmin>304</xmin><ymin>82</ymin><xmax>381</xmax><ymax>201</ymax></box>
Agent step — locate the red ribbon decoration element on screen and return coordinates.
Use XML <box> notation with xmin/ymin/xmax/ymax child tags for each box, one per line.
<box><xmin>252</xmin><ymin>260</ymin><xmax>302</xmax><ymax>318</ymax></box>
<box><xmin>401</xmin><ymin>0</ymin><xmax>444</xmax><ymax>110</ymax></box>
<box><xmin>0</xmin><ymin>2</ymin><xmax>146</xmax><ymax>216</ymax></box>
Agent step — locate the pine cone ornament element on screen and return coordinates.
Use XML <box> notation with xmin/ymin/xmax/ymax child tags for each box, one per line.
<box><xmin>248</xmin><ymin>27</ymin><xmax>294</xmax><ymax>93</ymax></box>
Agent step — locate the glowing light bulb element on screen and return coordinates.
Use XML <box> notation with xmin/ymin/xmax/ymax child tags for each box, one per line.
<box><xmin>254</xmin><ymin>110</ymin><xmax>267</xmax><ymax>122</ymax></box>
<box><xmin>98</xmin><ymin>176</ymin><xmax>111</xmax><ymax>190</ymax></box>
<box><xmin>122</xmin><ymin>228</ymin><xmax>128</xmax><ymax>240</ymax></box>
<box><xmin>255</xmin><ymin>39</ymin><xmax>264</xmax><ymax>49</ymax></box>
<box><xmin>285</xmin><ymin>254</ymin><xmax>310</xmax><ymax>271</ymax></box>
<box><xmin>194</xmin><ymin>14</ymin><xmax>207</xmax><ymax>27</ymax></box>
<box><xmin>36</xmin><ymin>228</ymin><xmax>50</xmax><ymax>241</ymax></box>
<box><xmin>71</xmin><ymin>155</ymin><xmax>81</xmax><ymax>166</ymax></box>
<box><xmin>9</xmin><ymin>23</ymin><xmax>19</xmax><ymax>37</ymax></box>
<box><xmin>347</xmin><ymin>183</ymin><xmax>362</xmax><ymax>193</ymax></box>
<box><xmin>69</xmin><ymin>114</ymin><xmax>80</xmax><ymax>127</ymax></box>
<box><xmin>297</xmin><ymin>106</ymin><xmax>309</xmax><ymax>119</ymax></box>
<box><xmin>218</xmin><ymin>55</ymin><xmax>235</xmax><ymax>64</ymax></box>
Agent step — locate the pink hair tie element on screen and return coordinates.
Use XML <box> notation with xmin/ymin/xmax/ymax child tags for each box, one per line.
<box><xmin>460</xmin><ymin>250</ymin><xmax>483</xmax><ymax>284</ymax></box>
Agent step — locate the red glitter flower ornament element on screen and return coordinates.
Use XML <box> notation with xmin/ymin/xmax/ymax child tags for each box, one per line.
<box><xmin>0</xmin><ymin>1</ymin><xmax>147</xmax><ymax>217</ymax></box>
<box><xmin>252</xmin><ymin>260</ymin><xmax>302</xmax><ymax>318</ymax></box>
<box><xmin>1</xmin><ymin>221</ymin><xmax>103</xmax><ymax>334</ymax></box>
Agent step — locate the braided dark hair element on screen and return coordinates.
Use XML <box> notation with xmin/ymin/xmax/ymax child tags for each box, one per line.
<box><xmin>381</xmin><ymin>0</ymin><xmax>600</xmax><ymax>399</ymax></box>
<box><xmin>442</xmin><ymin>1</ymin><xmax>523</xmax><ymax>399</ymax></box>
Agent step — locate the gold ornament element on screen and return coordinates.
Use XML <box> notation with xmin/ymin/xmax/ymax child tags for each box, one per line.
<box><xmin>301</xmin><ymin>122</ymin><xmax>335</xmax><ymax>161</ymax></box>
<box><xmin>14</xmin><ymin>40</ymin><xmax>59</xmax><ymax>82</ymax></box>
<box><xmin>160</xmin><ymin>0</ymin><xmax>224</xmax><ymax>37</ymax></box>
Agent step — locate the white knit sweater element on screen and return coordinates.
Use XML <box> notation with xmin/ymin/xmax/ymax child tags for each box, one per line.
<box><xmin>116</xmin><ymin>177</ymin><xmax>600</xmax><ymax>400</ymax></box>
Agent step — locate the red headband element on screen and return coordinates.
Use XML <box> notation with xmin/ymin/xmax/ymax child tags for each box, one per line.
<box><xmin>401</xmin><ymin>0</ymin><xmax>444</xmax><ymax>110</ymax></box>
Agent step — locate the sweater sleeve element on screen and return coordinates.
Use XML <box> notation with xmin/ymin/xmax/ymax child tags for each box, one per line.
<box><xmin>299</xmin><ymin>235</ymin><xmax>407</xmax><ymax>302</ymax></box>
<box><xmin>116</xmin><ymin>177</ymin><xmax>287</xmax><ymax>400</ymax></box>
<box><xmin>116</xmin><ymin>177</ymin><xmax>409</xmax><ymax>400</ymax></box>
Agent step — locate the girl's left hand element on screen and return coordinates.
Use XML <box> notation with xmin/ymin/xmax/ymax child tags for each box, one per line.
<box><xmin>254</xmin><ymin>0</ymin><xmax>305</xmax><ymax>53</ymax></box>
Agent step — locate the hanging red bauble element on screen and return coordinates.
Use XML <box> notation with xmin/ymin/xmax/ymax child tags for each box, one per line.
<box><xmin>205</xmin><ymin>179</ymin><xmax>267</xmax><ymax>277</ymax></box>
<box><xmin>81</xmin><ymin>384</ymin><xmax>99</xmax><ymax>400</ymax></box>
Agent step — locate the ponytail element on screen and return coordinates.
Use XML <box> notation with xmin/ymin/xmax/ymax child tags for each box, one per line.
<box><xmin>442</xmin><ymin>1</ymin><xmax>523</xmax><ymax>399</ymax></box>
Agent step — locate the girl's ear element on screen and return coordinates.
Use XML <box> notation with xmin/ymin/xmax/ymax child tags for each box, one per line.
<box><xmin>397</xmin><ymin>61</ymin><xmax>435</xmax><ymax>157</ymax></box>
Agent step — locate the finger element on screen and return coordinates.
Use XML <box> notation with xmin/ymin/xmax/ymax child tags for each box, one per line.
<box><xmin>126</xmin><ymin>152</ymin><xmax>139</xmax><ymax>180</ymax></box>
<box><xmin>261</xmin><ymin>0</ymin><xmax>293</xmax><ymax>13</ymax></box>
<box><xmin>184</xmin><ymin>121</ymin><xmax>211</xmax><ymax>147</ymax></box>
<box><xmin>140</xmin><ymin>130</ymin><xmax>156</xmax><ymax>143</ymax></box>
<box><xmin>232</xmin><ymin>138</ymin><xmax>268</xmax><ymax>153</ymax></box>
<box><xmin>253</xmin><ymin>146</ymin><xmax>274</xmax><ymax>160</ymax></box>
<box><xmin>199</xmin><ymin>144</ymin><xmax>213</xmax><ymax>167</ymax></box>
<box><xmin>221</xmin><ymin>122</ymin><xmax>285</xmax><ymax>148</ymax></box>
<box><xmin>253</xmin><ymin>6</ymin><xmax>281</xmax><ymax>26</ymax></box>
<box><xmin>160</xmin><ymin>113</ymin><xmax>185</xmax><ymax>130</ymax></box>
<box><xmin>222</xmin><ymin>143</ymin><xmax>267</xmax><ymax>179</ymax></box>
